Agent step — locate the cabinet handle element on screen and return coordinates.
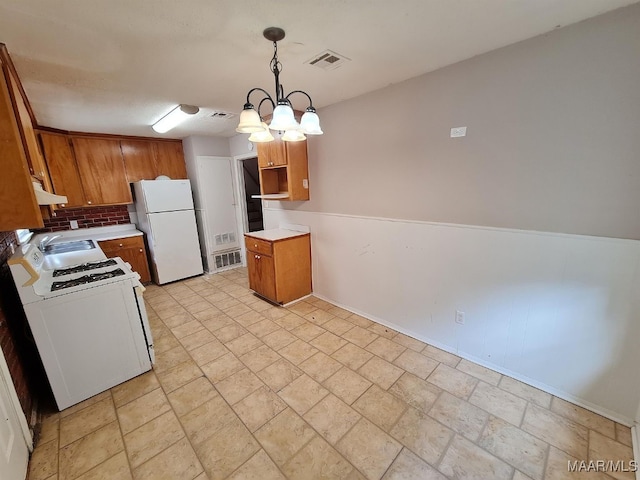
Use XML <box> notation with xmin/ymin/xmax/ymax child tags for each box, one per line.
<box><xmin>139</xmin><ymin>248</ymin><xmax>143</xmax><ymax>252</ymax></box>
<box><xmin>254</xmin><ymin>244</ymin><xmax>258</xmax><ymax>248</ymax></box>
<box><xmin>60</xmin><ymin>204</ymin><xmax>66</xmax><ymax>207</ymax></box>
<box><xmin>87</xmin><ymin>200</ymin><xmax>92</xmax><ymax>205</ymax></box>
<box><xmin>119</xmin><ymin>243</ymin><xmax>123</xmax><ymax>247</ymax></box>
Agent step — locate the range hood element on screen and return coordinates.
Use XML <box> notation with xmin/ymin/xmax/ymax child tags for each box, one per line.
<box><xmin>32</xmin><ymin>181</ymin><xmax>67</xmax><ymax>205</ymax></box>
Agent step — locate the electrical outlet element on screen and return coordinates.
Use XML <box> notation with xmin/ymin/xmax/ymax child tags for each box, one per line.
<box><xmin>450</xmin><ymin>126</ymin><xmax>467</xmax><ymax>138</ymax></box>
<box><xmin>455</xmin><ymin>310</ymin><xmax>465</xmax><ymax>325</ymax></box>
<box><xmin>70</xmin><ymin>220</ymin><xmax>79</xmax><ymax>229</ymax></box>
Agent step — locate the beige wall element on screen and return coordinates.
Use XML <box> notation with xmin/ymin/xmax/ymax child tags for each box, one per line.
<box><xmin>284</xmin><ymin>4</ymin><xmax>640</xmax><ymax>239</ymax></box>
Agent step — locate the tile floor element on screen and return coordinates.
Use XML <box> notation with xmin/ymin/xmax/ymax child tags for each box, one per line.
<box><xmin>27</xmin><ymin>268</ymin><xmax>635</xmax><ymax>480</ymax></box>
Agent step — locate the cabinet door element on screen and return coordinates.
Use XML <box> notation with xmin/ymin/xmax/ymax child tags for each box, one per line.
<box><xmin>0</xmin><ymin>62</ymin><xmax>42</xmax><ymax>229</ymax></box>
<box><xmin>121</xmin><ymin>140</ymin><xmax>157</xmax><ymax>183</ymax></box>
<box><xmin>123</xmin><ymin>246</ymin><xmax>151</xmax><ymax>283</ymax></box>
<box><xmin>6</xmin><ymin>68</ymin><xmax>49</xmax><ymax>184</ymax></box>
<box><xmin>39</xmin><ymin>133</ymin><xmax>86</xmax><ymax>208</ymax></box>
<box><xmin>98</xmin><ymin>237</ymin><xmax>151</xmax><ymax>283</ymax></box>
<box><xmin>154</xmin><ymin>142</ymin><xmax>187</xmax><ymax>179</ymax></box>
<box><xmin>286</xmin><ymin>140</ymin><xmax>310</xmax><ymax>201</ymax></box>
<box><xmin>72</xmin><ymin>137</ymin><xmax>132</xmax><ymax>205</ymax></box>
<box><xmin>247</xmin><ymin>252</ymin><xmax>276</xmax><ymax>301</ymax></box>
<box><xmin>257</xmin><ymin>139</ymin><xmax>286</xmax><ymax>168</ymax></box>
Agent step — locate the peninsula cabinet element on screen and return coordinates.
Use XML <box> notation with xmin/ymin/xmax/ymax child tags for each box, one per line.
<box><xmin>256</xmin><ymin>138</ymin><xmax>309</xmax><ymax>201</ymax></box>
<box><xmin>245</xmin><ymin>230</ymin><xmax>311</xmax><ymax>305</ymax></box>
<box><xmin>98</xmin><ymin>236</ymin><xmax>151</xmax><ymax>284</ymax></box>
<box><xmin>71</xmin><ymin>137</ymin><xmax>133</xmax><ymax>205</ymax></box>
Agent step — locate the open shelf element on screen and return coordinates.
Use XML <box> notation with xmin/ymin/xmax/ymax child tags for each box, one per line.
<box><xmin>251</xmin><ymin>193</ymin><xmax>289</xmax><ymax>200</ymax></box>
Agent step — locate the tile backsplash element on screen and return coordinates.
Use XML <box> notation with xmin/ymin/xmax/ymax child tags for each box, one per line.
<box><xmin>36</xmin><ymin>205</ymin><xmax>132</xmax><ymax>233</ymax></box>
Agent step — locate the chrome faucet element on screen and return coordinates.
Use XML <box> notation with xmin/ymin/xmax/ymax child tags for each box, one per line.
<box><xmin>39</xmin><ymin>234</ymin><xmax>62</xmax><ymax>252</ymax></box>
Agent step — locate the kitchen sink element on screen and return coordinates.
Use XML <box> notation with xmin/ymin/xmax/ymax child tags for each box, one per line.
<box><xmin>44</xmin><ymin>240</ymin><xmax>96</xmax><ymax>255</ymax></box>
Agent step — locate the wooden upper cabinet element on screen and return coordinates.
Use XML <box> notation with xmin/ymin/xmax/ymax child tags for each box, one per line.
<box><xmin>39</xmin><ymin>133</ymin><xmax>86</xmax><ymax>208</ymax></box>
<box><xmin>257</xmin><ymin>139</ymin><xmax>287</xmax><ymax>168</ymax></box>
<box><xmin>256</xmin><ymin>138</ymin><xmax>309</xmax><ymax>201</ymax></box>
<box><xmin>154</xmin><ymin>141</ymin><xmax>187</xmax><ymax>179</ymax></box>
<box><xmin>5</xmin><ymin>67</ymin><xmax>50</xmax><ymax>187</ymax></box>
<box><xmin>0</xmin><ymin>60</ymin><xmax>42</xmax><ymax>229</ymax></box>
<box><xmin>121</xmin><ymin>140</ymin><xmax>157</xmax><ymax>183</ymax></box>
<box><xmin>71</xmin><ymin>137</ymin><xmax>132</xmax><ymax>205</ymax></box>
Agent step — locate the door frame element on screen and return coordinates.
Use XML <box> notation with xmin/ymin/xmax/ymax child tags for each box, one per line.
<box><xmin>232</xmin><ymin>152</ymin><xmax>260</xmax><ymax>266</ymax></box>
<box><xmin>0</xmin><ymin>346</ymin><xmax>33</xmax><ymax>451</ymax></box>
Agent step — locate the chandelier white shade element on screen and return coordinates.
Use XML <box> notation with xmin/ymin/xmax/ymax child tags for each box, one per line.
<box><xmin>300</xmin><ymin>110</ymin><xmax>323</xmax><ymax>135</ymax></box>
<box><xmin>152</xmin><ymin>104</ymin><xmax>199</xmax><ymax>133</ymax></box>
<box><xmin>238</xmin><ymin>27</ymin><xmax>323</xmax><ymax>143</ymax></box>
<box><xmin>269</xmin><ymin>104</ymin><xmax>299</xmax><ymax>131</ymax></box>
<box><xmin>281</xmin><ymin>129</ymin><xmax>306</xmax><ymax>142</ymax></box>
<box><xmin>236</xmin><ymin>108</ymin><xmax>263</xmax><ymax>133</ymax></box>
<box><xmin>247</xmin><ymin>122</ymin><xmax>275</xmax><ymax>142</ymax></box>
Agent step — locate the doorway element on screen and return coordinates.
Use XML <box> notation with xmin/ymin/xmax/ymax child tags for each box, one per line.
<box><xmin>241</xmin><ymin>157</ymin><xmax>264</xmax><ymax>232</ymax></box>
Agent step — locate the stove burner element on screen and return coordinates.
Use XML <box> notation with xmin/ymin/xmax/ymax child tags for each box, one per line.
<box><xmin>51</xmin><ymin>268</ymin><xmax>126</xmax><ymax>291</ymax></box>
<box><xmin>53</xmin><ymin>259</ymin><xmax>118</xmax><ymax>277</ymax></box>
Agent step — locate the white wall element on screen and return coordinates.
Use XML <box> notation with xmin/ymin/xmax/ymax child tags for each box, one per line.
<box><xmin>289</xmin><ymin>5</ymin><xmax>640</xmax><ymax>240</ymax></box>
<box><xmin>265</xmin><ymin>5</ymin><xmax>640</xmax><ymax>423</ymax></box>
<box><xmin>228</xmin><ymin>133</ymin><xmax>253</xmax><ymax>158</ymax></box>
<box><xmin>182</xmin><ymin>135</ymin><xmax>230</xmax><ymax>160</ymax></box>
<box><xmin>264</xmin><ymin>207</ymin><xmax>640</xmax><ymax>423</ymax></box>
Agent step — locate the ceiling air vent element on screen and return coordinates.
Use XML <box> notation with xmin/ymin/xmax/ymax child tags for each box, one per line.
<box><xmin>209</xmin><ymin>111</ymin><xmax>235</xmax><ymax>120</ymax></box>
<box><xmin>306</xmin><ymin>50</ymin><xmax>350</xmax><ymax>71</ymax></box>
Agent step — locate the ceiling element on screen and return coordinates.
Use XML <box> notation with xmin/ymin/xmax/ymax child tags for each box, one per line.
<box><xmin>0</xmin><ymin>0</ymin><xmax>637</xmax><ymax>139</ymax></box>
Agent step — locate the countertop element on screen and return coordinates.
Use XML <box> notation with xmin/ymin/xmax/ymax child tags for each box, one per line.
<box><xmin>245</xmin><ymin>229</ymin><xmax>309</xmax><ymax>242</ymax></box>
<box><xmin>33</xmin><ymin>224</ymin><xmax>143</xmax><ymax>269</ymax></box>
<box><xmin>34</xmin><ymin>224</ymin><xmax>143</xmax><ymax>246</ymax></box>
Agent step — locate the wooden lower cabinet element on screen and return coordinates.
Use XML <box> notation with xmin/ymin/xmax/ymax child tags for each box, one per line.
<box><xmin>98</xmin><ymin>236</ymin><xmax>151</xmax><ymax>284</ymax></box>
<box><xmin>245</xmin><ymin>232</ymin><xmax>311</xmax><ymax>305</ymax></box>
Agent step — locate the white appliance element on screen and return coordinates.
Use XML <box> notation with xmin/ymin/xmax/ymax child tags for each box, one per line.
<box><xmin>8</xmin><ymin>244</ymin><xmax>154</xmax><ymax>411</ymax></box>
<box><xmin>188</xmin><ymin>156</ymin><xmax>241</xmax><ymax>272</ymax></box>
<box><xmin>133</xmin><ymin>179</ymin><xmax>204</xmax><ymax>284</ymax></box>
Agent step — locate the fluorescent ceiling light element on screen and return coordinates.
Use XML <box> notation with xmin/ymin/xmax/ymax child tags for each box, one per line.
<box><xmin>152</xmin><ymin>104</ymin><xmax>199</xmax><ymax>133</ymax></box>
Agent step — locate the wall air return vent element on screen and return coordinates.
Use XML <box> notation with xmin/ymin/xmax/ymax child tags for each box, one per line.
<box><xmin>213</xmin><ymin>249</ymin><xmax>242</xmax><ymax>271</ymax></box>
<box><xmin>306</xmin><ymin>50</ymin><xmax>350</xmax><ymax>71</ymax></box>
<box><xmin>214</xmin><ymin>232</ymin><xmax>236</xmax><ymax>245</ymax></box>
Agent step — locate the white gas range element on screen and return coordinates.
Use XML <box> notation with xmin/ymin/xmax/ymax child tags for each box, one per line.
<box><xmin>8</xmin><ymin>242</ymin><xmax>154</xmax><ymax>411</ymax></box>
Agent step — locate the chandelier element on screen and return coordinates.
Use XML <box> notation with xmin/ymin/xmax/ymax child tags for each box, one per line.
<box><xmin>236</xmin><ymin>27</ymin><xmax>323</xmax><ymax>143</ymax></box>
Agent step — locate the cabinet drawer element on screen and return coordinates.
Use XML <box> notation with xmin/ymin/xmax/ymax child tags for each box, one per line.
<box><xmin>98</xmin><ymin>236</ymin><xmax>143</xmax><ymax>252</ymax></box>
<box><xmin>245</xmin><ymin>236</ymin><xmax>273</xmax><ymax>256</ymax></box>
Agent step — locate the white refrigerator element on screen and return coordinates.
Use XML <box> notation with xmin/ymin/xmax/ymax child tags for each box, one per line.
<box><xmin>133</xmin><ymin>179</ymin><xmax>204</xmax><ymax>284</ymax></box>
